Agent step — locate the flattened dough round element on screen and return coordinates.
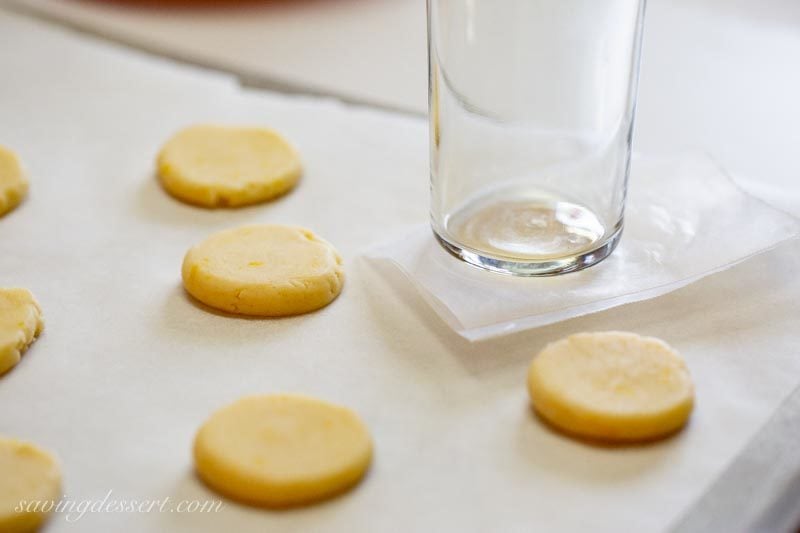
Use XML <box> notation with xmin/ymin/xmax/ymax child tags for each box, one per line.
<box><xmin>182</xmin><ymin>224</ymin><xmax>344</xmax><ymax>316</ymax></box>
<box><xmin>0</xmin><ymin>437</ymin><xmax>61</xmax><ymax>533</ymax></box>
<box><xmin>0</xmin><ymin>145</ymin><xmax>28</xmax><ymax>217</ymax></box>
<box><xmin>157</xmin><ymin>125</ymin><xmax>301</xmax><ymax>207</ymax></box>
<box><xmin>194</xmin><ymin>394</ymin><xmax>372</xmax><ymax>507</ymax></box>
<box><xmin>527</xmin><ymin>331</ymin><xmax>694</xmax><ymax>441</ymax></box>
<box><xmin>0</xmin><ymin>289</ymin><xmax>44</xmax><ymax>376</ymax></box>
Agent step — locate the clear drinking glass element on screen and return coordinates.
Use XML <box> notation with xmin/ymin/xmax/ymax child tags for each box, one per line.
<box><xmin>427</xmin><ymin>0</ymin><xmax>647</xmax><ymax>276</ymax></box>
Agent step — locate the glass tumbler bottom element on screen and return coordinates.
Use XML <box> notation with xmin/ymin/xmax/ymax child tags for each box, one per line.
<box><xmin>433</xmin><ymin>195</ymin><xmax>622</xmax><ymax>276</ymax></box>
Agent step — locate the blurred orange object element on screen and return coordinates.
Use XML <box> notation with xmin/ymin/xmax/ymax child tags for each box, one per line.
<box><xmin>95</xmin><ymin>0</ymin><xmax>281</xmax><ymax>7</ymax></box>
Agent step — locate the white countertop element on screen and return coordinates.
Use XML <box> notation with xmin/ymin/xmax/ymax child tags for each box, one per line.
<box><xmin>4</xmin><ymin>0</ymin><xmax>428</xmax><ymax>112</ymax></box>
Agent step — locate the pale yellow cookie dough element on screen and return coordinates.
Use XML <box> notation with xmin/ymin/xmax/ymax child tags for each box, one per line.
<box><xmin>0</xmin><ymin>437</ymin><xmax>61</xmax><ymax>533</ymax></box>
<box><xmin>157</xmin><ymin>125</ymin><xmax>301</xmax><ymax>207</ymax></box>
<box><xmin>194</xmin><ymin>394</ymin><xmax>372</xmax><ymax>507</ymax></box>
<box><xmin>0</xmin><ymin>145</ymin><xmax>28</xmax><ymax>217</ymax></box>
<box><xmin>0</xmin><ymin>289</ymin><xmax>44</xmax><ymax>376</ymax></box>
<box><xmin>182</xmin><ymin>224</ymin><xmax>344</xmax><ymax>316</ymax></box>
<box><xmin>527</xmin><ymin>331</ymin><xmax>694</xmax><ymax>442</ymax></box>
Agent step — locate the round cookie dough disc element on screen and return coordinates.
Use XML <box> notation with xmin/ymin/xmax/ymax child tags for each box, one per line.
<box><xmin>157</xmin><ymin>125</ymin><xmax>302</xmax><ymax>207</ymax></box>
<box><xmin>0</xmin><ymin>437</ymin><xmax>61</xmax><ymax>533</ymax></box>
<box><xmin>0</xmin><ymin>145</ymin><xmax>28</xmax><ymax>217</ymax></box>
<box><xmin>527</xmin><ymin>331</ymin><xmax>694</xmax><ymax>442</ymax></box>
<box><xmin>182</xmin><ymin>224</ymin><xmax>344</xmax><ymax>316</ymax></box>
<box><xmin>194</xmin><ymin>394</ymin><xmax>373</xmax><ymax>507</ymax></box>
<box><xmin>0</xmin><ymin>288</ymin><xmax>44</xmax><ymax>376</ymax></box>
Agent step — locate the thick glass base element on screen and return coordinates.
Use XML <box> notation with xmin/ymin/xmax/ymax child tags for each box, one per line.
<box><xmin>433</xmin><ymin>223</ymin><xmax>623</xmax><ymax>277</ymax></box>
